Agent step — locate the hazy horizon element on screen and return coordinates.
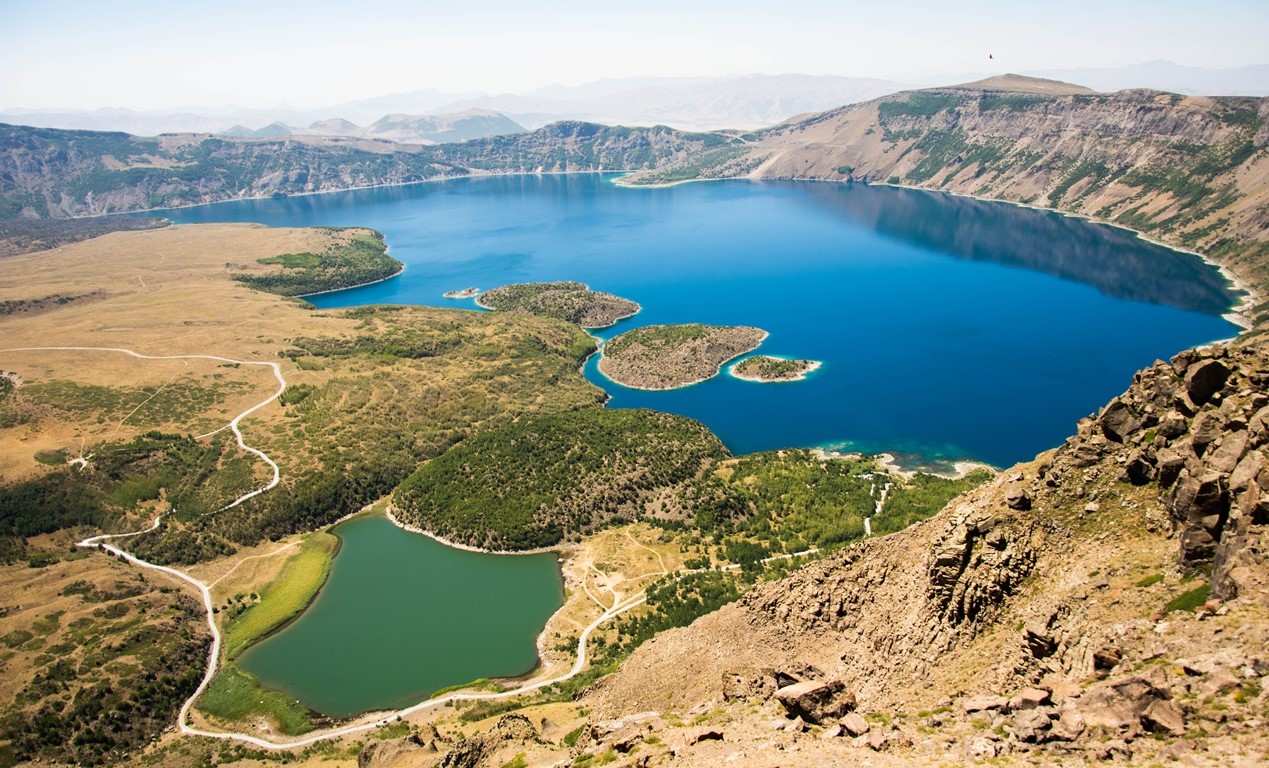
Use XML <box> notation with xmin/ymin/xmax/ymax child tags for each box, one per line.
<box><xmin>3</xmin><ymin>0</ymin><xmax>1267</xmax><ymax>112</ymax></box>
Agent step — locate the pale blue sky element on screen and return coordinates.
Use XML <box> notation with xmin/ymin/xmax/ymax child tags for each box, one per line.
<box><xmin>2</xmin><ymin>0</ymin><xmax>1266</xmax><ymax>109</ymax></box>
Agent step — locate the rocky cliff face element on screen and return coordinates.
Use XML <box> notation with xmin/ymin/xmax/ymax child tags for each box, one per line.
<box><xmin>573</xmin><ymin>344</ymin><xmax>1269</xmax><ymax>766</ymax></box>
<box><xmin>1053</xmin><ymin>345</ymin><xmax>1269</xmax><ymax>600</ymax></box>
<box><xmin>0</xmin><ymin>121</ymin><xmax>725</xmax><ymax>218</ymax></box>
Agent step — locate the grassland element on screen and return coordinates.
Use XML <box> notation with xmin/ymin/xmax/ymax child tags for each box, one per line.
<box><xmin>219</xmin><ymin>531</ymin><xmax>339</xmax><ymax>659</ymax></box>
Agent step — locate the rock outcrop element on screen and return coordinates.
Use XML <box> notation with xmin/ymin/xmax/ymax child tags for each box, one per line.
<box><xmin>1051</xmin><ymin>344</ymin><xmax>1269</xmax><ymax>598</ymax></box>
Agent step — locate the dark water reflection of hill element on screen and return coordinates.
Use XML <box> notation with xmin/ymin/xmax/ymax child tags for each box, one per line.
<box><xmin>794</xmin><ymin>181</ymin><xmax>1238</xmax><ymax>315</ymax></box>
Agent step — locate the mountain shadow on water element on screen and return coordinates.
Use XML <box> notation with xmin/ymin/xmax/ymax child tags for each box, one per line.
<box><xmin>794</xmin><ymin>180</ymin><xmax>1239</xmax><ymax>316</ymax></box>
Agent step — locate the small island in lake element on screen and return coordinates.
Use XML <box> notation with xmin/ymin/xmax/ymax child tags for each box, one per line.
<box><xmin>731</xmin><ymin>355</ymin><xmax>821</xmax><ymax>383</ymax></box>
<box><xmin>443</xmin><ymin>287</ymin><xmax>479</xmax><ymax>298</ymax></box>
<box><xmin>599</xmin><ymin>323</ymin><xmax>768</xmax><ymax>390</ymax></box>
<box><xmin>476</xmin><ymin>281</ymin><xmax>640</xmax><ymax>328</ymax></box>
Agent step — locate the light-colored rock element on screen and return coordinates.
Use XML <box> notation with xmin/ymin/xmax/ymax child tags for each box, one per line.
<box><xmin>774</xmin><ymin>679</ymin><xmax>856</xmax><ymax>724</ymax></box>
<box><xmin>1142</xmin><ymin>698</ymin><xmax>1186</xmax><ymax>735</ymax></box>
<box><xmin>1011</xmin><ymin>708</ymin><xmax>1052</xmax><ymax>743</ymax></box>
<box><xmin>1011</xmin><ymin>687</ymin><xmax>1051</xmax><ymax>710</ymax></box>
<box><xmin>961</xmin><ymin>695</ymin><xmax>1009</xmax><ymax>714</ymax></box>
<box><xmin>839</xmin><ymin>712</ymin><xmax>870</xmax><ymax>737</ymax></box>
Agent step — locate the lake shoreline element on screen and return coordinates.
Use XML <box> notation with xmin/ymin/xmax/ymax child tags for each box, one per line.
<box><xmin>296</xmin><ymin>265</ymin><xmax>405</xmax><ymax>299</ymax></box>
<box><xmin>384</xmin><ymin>506</ymin><xmax>564</xmax><ymax>557</ymax></box>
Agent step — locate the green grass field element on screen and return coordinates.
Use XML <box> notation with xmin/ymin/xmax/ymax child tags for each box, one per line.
<box><xmin>196</xmin><ymin>662</ymin><xmax>314</xmax><ymax>735</ymax></box>
<box><xmin>221</xmin><ymin>532</ymin><xmax>338</xmax><ymax>660</ymax></box>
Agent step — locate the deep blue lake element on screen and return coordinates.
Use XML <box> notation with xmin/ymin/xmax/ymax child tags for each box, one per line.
<box><xmin>161</xmin><ymin>174</ymin><xmax>1239</xmax><ymax>467</ymax></box>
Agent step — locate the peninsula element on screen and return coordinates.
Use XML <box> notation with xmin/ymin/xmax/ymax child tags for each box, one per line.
<box><xmin>475</xmin><ymin>281</ymin><xmax>640</xmax><ymax>328</ymax></box>
<box><xmin>598</xmin><ymin>323</ymin><xmax>768</xmax><ymax>390</ymax></box>
<box><xmin>442</xmin><ymin>287</ymin><xmax>479</xmax><ymax>299</ymax></box>
<box><xmin>731</xmin><ymin>355</ymin><xmax>821</xmax><ymax>382</ymax></box>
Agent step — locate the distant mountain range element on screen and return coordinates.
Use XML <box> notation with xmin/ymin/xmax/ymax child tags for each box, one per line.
<box><xmin>4</xmin><ymin>63</ymin><xmax>1263</xmax><ymax>139</ymax></box>
<box><xmin>0</xmin><ymin>74</ymin><xmax>903</xmax><ymax>136</ymax></box>
<box><xmin>220</xmin><ymin>109</ymin><xmax>526</xmax><ymax>144</ymax></box>
<box><xmin>1022</xmin><ymin>59</ymin><xmax>1269</xmax><ymax>97</ymax></box>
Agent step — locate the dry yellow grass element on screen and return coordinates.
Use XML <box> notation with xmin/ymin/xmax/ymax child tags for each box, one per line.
<box><xmin>0</xmin><ymin>225</ymin><xmax>364</xmax><ymax>480</ymax></box>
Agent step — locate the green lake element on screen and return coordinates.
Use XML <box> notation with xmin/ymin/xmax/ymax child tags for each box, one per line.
<box><xmin>237</xmin><ymin>514</ymin><xmax>563</xmax><ymax>717</ymax></box>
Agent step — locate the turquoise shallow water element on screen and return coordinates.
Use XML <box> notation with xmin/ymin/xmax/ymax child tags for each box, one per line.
<box><xmin>237</xmin><ymin>515</ymin><xmax>563</xmax><ymax>717</ymax></box>
<box><xmin>162</xmin><ymin>174</ymin><xmax>1238</xmax><ymax>467</ymax></box>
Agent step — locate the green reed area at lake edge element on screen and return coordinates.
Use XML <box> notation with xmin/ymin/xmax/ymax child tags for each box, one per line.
<box><xmin>197</xmin><ymin>530</ymin><xmax>342</xmax><ymax>734</ymax></box>
<box><xmin>219</xmin><ymin>531</ymin><xmax>341</xmax><ymax>660</ymax></box>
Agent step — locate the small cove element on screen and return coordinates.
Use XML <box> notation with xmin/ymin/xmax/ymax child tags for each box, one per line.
<box><xmin>236</xmin><ymin>514</ymin><xmax>563</xmax><ymax>718</ymax></box>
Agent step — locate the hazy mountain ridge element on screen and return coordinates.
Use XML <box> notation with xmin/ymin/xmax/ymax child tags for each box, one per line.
<box><xmin>1024</xmin><ymin>59</ymin><xmax>1269</xmax><ymax>97</ymax></box>
<box><xmin>0</xmin><ymin>74</ymin><xmax>904</xmax><ymax>135</ymax></box>
<box><xmin>5</xmin><ymin>62</ymin><xmax>1266</xmax><ymax>137</ymax></box>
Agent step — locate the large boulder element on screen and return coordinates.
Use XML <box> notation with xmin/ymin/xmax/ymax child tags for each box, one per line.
<box><xmin>839</xmin><ymin>712</ymin><xmax>870</xmax><ymax>737</ymax></box>
<box><xmin>1170</xmin><ymin>470</ymin><xmax>1230</xmax><ymax>563</ymax></box>
<box><xmin>1005</xmin><ymin>484</ymin><xmax>1031</xmax><ymax>510</ymax></box>
<box><xmin>774</xmin><ymin>679</ymin><xmax>857</xmax><ymax>724</ymax></box>
<box><xmin>1185</xmin><ymin>359</ymin><xmax>1231</xmax><ymax>405</ymax></box>
<box><xmin>1100</xmin><ymin>400</ymin><xmax>1144</xmax><ymax>442</ymax></box>
<box><xmin>1065</xmin><ymin>676</ymin><xmax>1174</xmax><ymax>738</ymax></box>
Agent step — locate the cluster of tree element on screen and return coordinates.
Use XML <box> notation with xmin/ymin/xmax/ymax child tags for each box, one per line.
<box><xmin>0</xmin><ymin>290</ymin><xmax>104</xmax><ymax>317</ymax></box>
<box><xmin>0</xmin><ymin>431</ymin><xmax>238</xmax><ymax>563</ymax></box>
<box><xmin>477</xmin><ymin>281</ymin><xmax>638</xmax><ymax>327</ymax></box>
<box><xmin>592</xmin><ymin>570</ymin><xmax>743</xmax><ymax>668</ymax></box>
<box><xmin>394</xmin><ymin>409</ymin><xmax>728</xmax><ymax>550</ymax></box>
<box><xmin>234</xmin><ymin>229</ymin><xmax>402</xmax><ymax>297</ymax></box>
<box><xmin>872</xmin><ymin>469</ymin><xmax>994</xmax><ymax>535</ymax></box>
<box><xmin>686</xmin><ymin>450</ymin><xmax>992</xmax><ymax>554</ymax></box>
<box><xmin>603</xmin><ymin>323</ymin><xmax>713</xmax><ymax>356</ymax></box>
<box><xmin>732</xmin><ymin>356</ymin><xmax>813</xmax><ymax>380</ymax></box>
